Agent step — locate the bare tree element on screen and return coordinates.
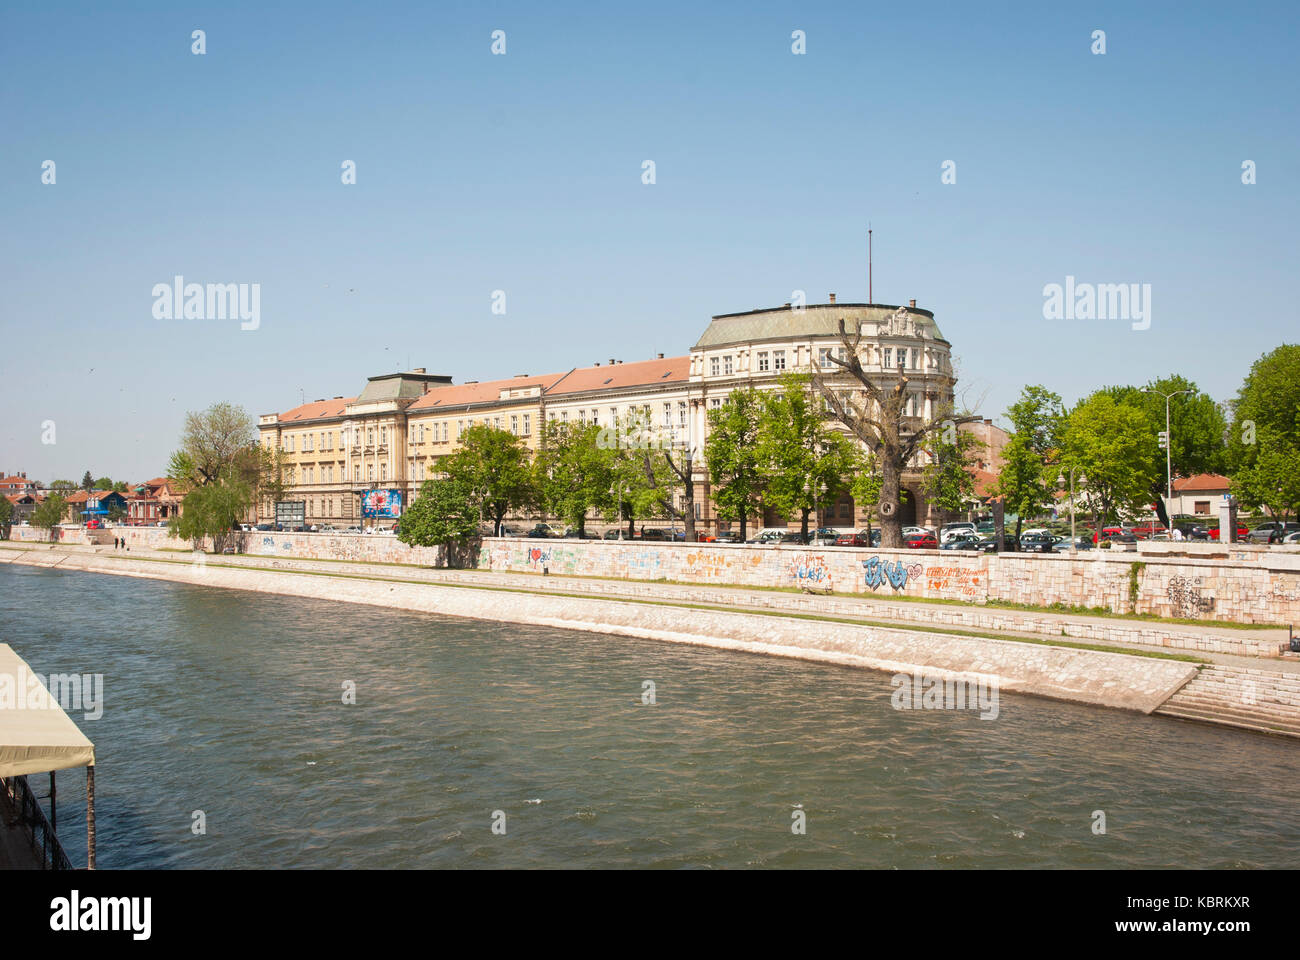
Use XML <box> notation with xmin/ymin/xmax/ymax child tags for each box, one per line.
<box><xmin>810</xmin><ymin>317</ymin><xmax>981</xmax><ymax>548</ymax></box>
<box><xmin>638</xmin><ymin>446</ymin><xmax>696</xmax><ymax>542</ymax></box>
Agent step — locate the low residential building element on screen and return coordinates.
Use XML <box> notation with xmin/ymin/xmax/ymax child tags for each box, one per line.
<box><xmin>1170</xmin><ymin>473</ymin><xmax>1231</xmax><ymax>517</ymax></box>
<box><xmin>0</xmin><ymin>473</ymin><xmax>37</xmax><ymax>497</ymax></box>
<box><xmin>5</xmin><ymin>492</ymin><xmax>42</xmax><ymax>524</ymax></box>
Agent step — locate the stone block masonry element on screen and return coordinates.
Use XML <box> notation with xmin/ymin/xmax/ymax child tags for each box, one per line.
<box><xmin>11</xmin><ymin>528</ymin><xmax>1300</xmax><ymax>627</ymax></box>
<box><xmin>478</xmin><ymin>538</ymin><xmax>1300</xmax><ymax>627</ymax></box>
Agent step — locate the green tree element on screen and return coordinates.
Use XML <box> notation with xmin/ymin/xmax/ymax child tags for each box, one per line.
<box><xmin>994</xmin><ymin>385</ymin><xmax>1066</xmax><ymax>539</ymax></box>
<box><xmin>850</xmin><ymin>454</ymin><xmax>883</xmax><ymax>541</ymax></box>
<box><xmin>112</xmin><ymin>481</ymin><xmax>128</xmax><ymax>493</ymax></box>
<box><xmin>534</xmin><ymin>420</ymin><xmax>616</xmax><ymax>535</ymax></box>
<box><xmin>257</xmin><ymin>444</ymin><xmax>296</xmax><ymax>514</ymax></box>
<box><xmin>0</xmin><ymin>494</ymin><xmax>12</xmax><ymax>533</ymax></box>
<box><xmin>1227</xmin><ymin>344</ymin><xmax>1300</xmax><ymax>522</ymax></box>
<box><xmin>106</xmin><ymin>502</ymin><xmax>127</xmax><ymax>523</ymax></box>
<box><xmin>1059</xmin><ymin>394</ymin><xmax>1157</xmax><ymax>534</ymax></box>
<box><xmin>94</xmin><ymin>476</ymin><xmax>113</xmax><ymax>490</ymax></box>
<box><xmin>756</xmin><ymin>373</ymin><xmax>858</xmax><ymax>540</ymax></box>
<box><xmin>441</xmin><ymin>425</ymin><xmax>537</xmax><ymax>535</ymax></box>
<box><xmin>919</xmin><ymin>426</ymin><xmax>984</xmax><ymax>519</ymax></box>
<box><xmin>80</xmin><ymin>471</ymin><xmax>93</xmax><ymax>492</ymax></box>
<box><xmin>705</xmin><ymin>387</ymin><xmax>766</xmax><ymax>540</ymax></box>
<box><xmin>606</xmin><ymin>413</ymin><xmax>676</xmax><ymax>537</ymax></box>
<box><xmin>30</xmin><ymin>494</ymin><xmax>68</xmax><ymax>541</ymax></box>
<box><xmin>170</xmin><ymin>470</ymin><xmax>251</xmax><ymax>554</ymax></box>
<box><xmin>168</xmin><ymin>402</ymin><xmax>260</xmax><ymax>488</ymax></box>
<box><xmin>398</xmin><ymin>477</ymin><xmax>481</xmax><ymax>567</ymax></box>
<box><xmin>1102</xmin><ymin>376</ymin><xmax>1228</xmax><ymax>489</ymax></box>
<box><xmin>49</xmin><ymin>479</ymin><xmax>77</xmax><ymax>494</ymax></box>
<box><xmin>1229</xmin><ymin>429</ymin><xmax>1300</xmax><ymax>523</ymax></box>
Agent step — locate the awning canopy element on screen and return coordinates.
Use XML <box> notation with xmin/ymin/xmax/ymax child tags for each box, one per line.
<box><xmin>0</xmin><ymin>644</ymin><xmax>96</xmax><ymax>777</ymax></box>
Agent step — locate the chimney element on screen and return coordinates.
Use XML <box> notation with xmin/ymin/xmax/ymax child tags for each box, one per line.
<box><xmin>828</xmin><ymin>293</ymin><xmax>836</xmax><ymax>304</ymax></box>
<box><xmin>413</xmin><ymin>367</ymin><xmax>426</xmax><ymax>374</ymax></box>
<box><xmin>657</xmin><ymin>352</ymin><xmax>664</xmax><ymax>359</ymax></box>
<box><xmin>609</xmin><ymin>358</ymin><xmax>615</xmax><ymax>366</ymax></box>
<box><xmin>909</xmin><ymin>299</ymin><xmax>916</xmax><ymax>308</ymax></box>
<box><xmin>595</xmin><ymin>362</ymin><xmax>601</xmax><ymax>366</ymax></box>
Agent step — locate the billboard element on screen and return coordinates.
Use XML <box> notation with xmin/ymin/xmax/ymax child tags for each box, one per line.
<box><xmin>361</xmin><ymin>489</ymin><xmax>403</xmax><ymax>518</ymax></box>
<box><xmin>275</xmin><ymin>501</ymin><xmax>306</xmax><ymax>527</ymax></box>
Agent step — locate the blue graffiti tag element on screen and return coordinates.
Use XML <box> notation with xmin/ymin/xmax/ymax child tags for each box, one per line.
<box><xmin>863</xmin><ymin>556</ymin><xmax>909</xmax><ymax>591</ymax></box>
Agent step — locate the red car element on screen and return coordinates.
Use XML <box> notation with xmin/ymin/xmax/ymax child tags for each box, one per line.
<box><xmin>1208</xmin><ymin>525</ymin><xmax>1249</xmax><ymax>541</ymax></box>
<box><xmin>86</xmin><ymin>519</ymin><xmax>101</xmax><ymax>530</ymax></box>
<box><xmin>903</xmin><ymin>532</ymin><xmax>937</xmax><ymax>549</ymax></box>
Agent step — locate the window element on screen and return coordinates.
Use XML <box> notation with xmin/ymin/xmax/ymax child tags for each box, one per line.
<box><xmin>773</xmin><ymin>350</ymin><xmax>786</xmax><ymax>371</ymax></box>
<box><xmin>494</xmin><ymin>417</ymin><xmax>501</xmax><ymax>430</ymax></box>
<box><xmin>511</xmin><ymin>415</ymin><xmax>519</xmax><ymax>435</ymax></box>
<box><xmin>367</xmin><ymin>429</ymin><xmax>374</xmax><ymax>447</ymax></box>
<box><xmin>757</xmin><ymin>352</ymin><xmax>769</xmax><ymax>372</ymax></box>
<box><xmin>723</xmin><ymin>355</ymin><xmax>733</xmax><ymax>375</ymax></box>
<box><xmin>380</xmin><ymin>463</ymin><xmax>387</xmax><ymax>482</ymax></box>
<box><xmin>710</xmin><ymin>357</ymin><xmax>720</xmax><ymax>376</ymax></box>
<box><xmin>710</xmin><ymin>398</ymin><xmax>721</xmax><ymax>409</ymax></box>
<box><xmin>883</xmin><ymin>348</ymin><xmax>892</xmax><ymax>368</ymax></box>
<box><xmin>287</xmin><ymin>435</ymin><xmax>295</xmax><ymax>452</ymax></box>
<box><xmin>457</xmin><ymin>420</ymin><xmax>464</xmax><ymax>438</ymax></box>
<box><xmin>818</xmin><ymin>347</ymin><xmax>833</xmax><ymax>368</ymax></box>
<box><xmin>663</xmin><ymin>403</ymin><xmax>672</xmax><ymax>426</ymax></box>
<box><xmin>522</xmin><ymin>414</ymin><xmax>530</xmax><ymax>436</ymax></box>
<box><xmin>678</xmin><ymin>401</ymin><xmax>687</xmax><ymax>426</ymax></box>
<box><xmin>1194</xmin><ymin>500</ymin><xmax>1210</xmax><ymax>515</ymax></box>
<box><xmin>441</xmin><ymin>422</ymin><xmax>448</xmax><ymax>442</ymax></box>
<box><xmin>380</xmin><ymin>427</ymin><xmax>388</xmax><ymax>446</ymax></box>
<box><xmin>368</xmin><ymin>464</ymin><xmax>375</xmax><ymax>481</ymax></box>
<box><xmin>578</xmin><ymin>410</ymin><xmax>586</xmax><ymax>425</ymax></box>
<box><xmin>561</xmin><ymin>411</ymin><xmax>568</xmax><ymax>422</ymax></box>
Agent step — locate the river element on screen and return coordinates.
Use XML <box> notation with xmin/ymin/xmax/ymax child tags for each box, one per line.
<box><xmin>2</xmin><ymin>563</ymin><xmax>1297</xmax><ymax>868</ymax></box>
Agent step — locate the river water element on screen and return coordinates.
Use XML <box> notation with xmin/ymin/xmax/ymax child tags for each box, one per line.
<box><xmin>2</xmin><ymin>563</ymin><xmax>1297</xmax><ymax>869</ymax></box>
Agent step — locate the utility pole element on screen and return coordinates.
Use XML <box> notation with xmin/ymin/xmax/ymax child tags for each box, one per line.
<box><xmin>1142</xmin><ymin>386</ymin><xmax>1191</xmax><ymax>526</ymax></box>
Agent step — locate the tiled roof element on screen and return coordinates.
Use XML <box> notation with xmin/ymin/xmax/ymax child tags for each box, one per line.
<box><xmin>278</xmin><ymin>397</ymin><xmax>356</xmax><ymax>422</ymax></box>
<box><xmin>408</xmin><ymin>373</ymin><xmax>570</xmax><ymax>413</ymax></box>
<box><xmin>545</xmin><ymin>356</ymin><xmax>690</xmax><ymax>396</ymax></box>
<box><xmin>1173</xmin><ymin>473</ymin><xmax>1231</xmax><ymax>492</ymax></box>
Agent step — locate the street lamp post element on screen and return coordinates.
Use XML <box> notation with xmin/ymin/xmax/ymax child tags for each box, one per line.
<box><xmin>1141</xmin><ymin>386</ymin><xmax>1192</xmax><ymax>528</ymax></box>
<box><xmin>1057</xmin><ymin>467</ymin><xmax>1076</xmax><ymax>552</ymax></box>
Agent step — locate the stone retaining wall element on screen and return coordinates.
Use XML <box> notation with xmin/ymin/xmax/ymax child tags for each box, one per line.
<box><xmin>0</xmin><ymin>548</ymin><xmax>1198</xmax><ymax>715</ymax></box>
<box><xmin>477</xmin><ymin>538</ymin><xmax>1300</xmax><ymax>626</ymax></box>
<box><xmin>12</xmin><ymin>528</ymin><xmax>1300</xmax><ymax>625</ymax></box>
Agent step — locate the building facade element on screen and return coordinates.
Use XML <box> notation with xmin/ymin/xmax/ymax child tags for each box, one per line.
<box><xmin>256</xmin><ymin>298</ymin><xmax>964</xmax><ymax>531</ymax></box>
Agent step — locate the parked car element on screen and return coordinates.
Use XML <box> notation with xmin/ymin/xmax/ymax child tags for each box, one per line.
<box><xmin>903</xmin><ymin>531</ymin><xmax>938</xmax><ymax>549</ymax></box>
<box><xmin>902</xmin><ymin>526</ymin><xmax>932</xmax><ymax>538</ymax></box>
<box><xmin>1173</xmin><ymin>522</ymin><xmax>1209</xmax><ymax>541</ymax></box>
<box><xmin>1018</xmin><ymin>532</ymin><xmax>1059</xmax><ymax>553</ymax></box>
<box><xmin>1092</xmin><ymin>526</ymin><xmax>1137</xmax><ymax>544</ymax></box>
<box><xmin>940</xmin><ymin>531</ymin><xmax>981</xmax><ymax>550</ymax></box>
<box><xmin>1283</xmin><ymin>530</ymin><xmax>1300</xmax><ymax>545</ymax></box>
<box><xmin>1051</xmin><ymin>536</ymin><xmax>1094</xmax><ymax>552</ymax></box>
<box><xmin>834</xmin><ymin>530</ymin><xmax>872</xmax><ymax>547</ymax></box>
<box><xmin>1207</xmin><ymin>524</ymin><xmax>1250</xmax><ymax>541</ymax></box>
<box><xmin>527</xmin><ymin>523</ymin><xmax>557</xmax><ymax>538</ymax></box>
<box><xmin>86</xmin><ymin>519</ymin><xmax>101</xmax><ymax>529</ymax></box>
<box><xmin>974</xmin><ymin>534</ymin><xmax>1019</xmax><ymax>553</ymax></box>
<box><xmin>1247</xmin><ymin>521</ymin><xmax>1300</xmax><ymax>544</ymax></box>
<box><xmin>714</xmin><ymin>531</ymin><xmax>745</xmax><ymax>543</ymax></box>
<box><xmin>638</xmin><ymin>528</ymin><xmax>670</xmax><ymax>541</ymax></box>
<box><xmin>603</xmin><ymin>529</ymin><xmax>625</xmax><ymax>540</ymax></box>
<box><xmin>342</xmin><ymin>526</ymin><xmax>362</xmax><ymax>534</ymax></box>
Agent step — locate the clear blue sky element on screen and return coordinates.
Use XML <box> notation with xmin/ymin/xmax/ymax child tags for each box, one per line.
<box><xmin>3</xmin><ymin>1</ymin><xmax>1296</xmax><ymax>482</ymax></box>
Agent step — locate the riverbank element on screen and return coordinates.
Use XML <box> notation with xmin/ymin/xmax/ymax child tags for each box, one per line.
<box><xmin>0</xmin><ymin>543</ymin><xmax>1222</xmax><ymax>720</ymax></box>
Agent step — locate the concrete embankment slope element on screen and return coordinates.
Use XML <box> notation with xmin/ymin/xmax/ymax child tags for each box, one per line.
<box><xmin>3</xmin><ymin>547</ymin><xmax>1197</xmax><ymax>715</ymax></box>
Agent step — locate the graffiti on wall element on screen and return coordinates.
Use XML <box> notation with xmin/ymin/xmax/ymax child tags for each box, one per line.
<box><xmin>684</xmin><ymin>550</ymin><xmax>732</xmax><ymax>579</ymax></box>
<box><xmin>863</xmin><ymin>556</ymin><xmax>918</xmax><ymax>591</ymax></box>
<box><xmin>1167</xmin><ymin>576</ymin><xmax>1215</xmax><ymax>618</ymax></box>
<box><xmin>789</xmin><ymin>554</ymin><xmax>832</xmax><ymax>590</ymax></box>
<box><xmin>924</xmin><ymin>565</ymin><xmax>983</xmax><ymax>599</ymax></box>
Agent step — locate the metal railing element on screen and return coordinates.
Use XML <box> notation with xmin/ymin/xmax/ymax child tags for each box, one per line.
<box><xmin>1</xmin><ymin>774</ymin><xmax>73</xmax><ymax>870</ymax></box>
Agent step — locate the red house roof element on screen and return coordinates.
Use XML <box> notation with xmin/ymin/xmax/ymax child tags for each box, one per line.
<box><xmin>1173</xmin><ymin>473</ymin><xmax>1230</xmax><ymax>493</ymax></box>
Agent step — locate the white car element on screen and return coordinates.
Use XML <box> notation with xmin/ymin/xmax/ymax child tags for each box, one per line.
<box><xmin>902</xmin><ymin>526</ymin><xmax>932</xmax><ymax>538</ymax></box>
<box><xmin>1283</xmin><ymin>530</ymin><xmax>1300</xmax><ymax>545</ymax></box>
